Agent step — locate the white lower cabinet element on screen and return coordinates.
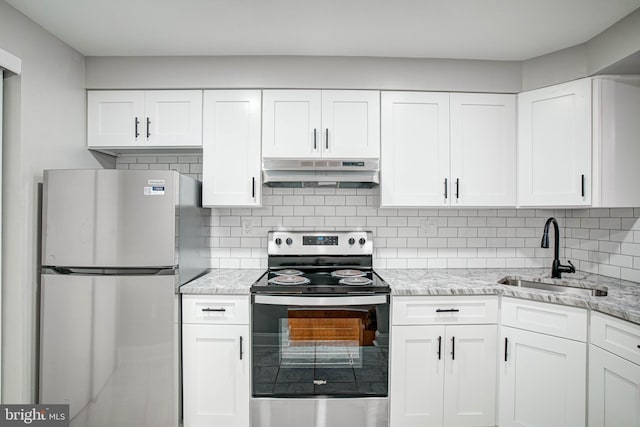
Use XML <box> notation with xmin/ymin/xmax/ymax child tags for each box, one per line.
<box><xmin>589</xmin><ymin>311</ymin><xmax>640</xmax><ymax>427</ymax></box>
<box><xmin>182</xmin><ymin>296</ymin><xmax>249</xmax><ymax>427</ymax></box>
<box><xmin>390</xmin><ymin>296</ymin><xmax>498</xmax><ymax>427</ymax></box>
<box><xmin>589</xmin><ymin>344</ymin><xmax>640</xmax><ymax>427</ymax></box>
<box><xmin>499</xmin><ymin>326</ymin><xmax>586</xmax><ymax>427</ymax></box>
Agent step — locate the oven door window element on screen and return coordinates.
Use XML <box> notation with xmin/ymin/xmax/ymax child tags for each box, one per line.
<box><xmin>252</xmin><ymin>301</ymin><xmax>389</xmax><ymax>398</ymax></box>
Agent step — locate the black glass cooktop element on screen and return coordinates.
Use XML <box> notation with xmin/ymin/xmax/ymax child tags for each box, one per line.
<box><xmin>250</xmin><ymin>268</ymin><xmax>390</xmax><ymax>295</ymax></box>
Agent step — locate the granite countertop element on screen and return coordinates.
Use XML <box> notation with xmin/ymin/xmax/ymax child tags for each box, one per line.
<box><xmin>181</xmin><ymin>269</ymin><xmax>263</xmax><ymax>294</ymax></box>
<box><xmin>181</xmin><ymin>268</ymin><xmax>640</xmax><ymax>326</ymax></box>
<box><xmin>379</xmin><ymin>268</ymin><xmax>640</xmax><ymax>325</ymax></box>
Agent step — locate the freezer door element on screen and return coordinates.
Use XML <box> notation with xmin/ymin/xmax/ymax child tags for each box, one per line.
<box><xmin>39</xmin><ymin>273</ymin><xmax>179</xmax><ymax>427</ymax></box>
<box><xmin>42</xmin><ymin>169</ymin><xmax>178</xmax><ymax>268</ymax></box>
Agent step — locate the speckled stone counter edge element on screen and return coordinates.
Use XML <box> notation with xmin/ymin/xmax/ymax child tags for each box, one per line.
<box><xmin>180</xmin><ymin>268</ymin><xmax>640</xmax><ymax>326</ymax></box>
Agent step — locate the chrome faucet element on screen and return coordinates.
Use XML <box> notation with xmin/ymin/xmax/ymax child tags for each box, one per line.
<box><xmin>541</xmin><ymin>217</ymin><xmax>576</xmax><ymax>279</ymax></box>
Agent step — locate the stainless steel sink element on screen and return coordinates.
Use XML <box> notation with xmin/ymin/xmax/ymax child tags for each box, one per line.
<box><xmin>498</xmin><ymin>278</ymin><xmax>608</xmax><ymax>297</ymax></box>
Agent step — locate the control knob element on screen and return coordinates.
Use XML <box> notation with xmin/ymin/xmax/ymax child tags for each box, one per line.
<box><xmin>275</xmin><ymin>238</ymin><xmax>282</xmax><ymax>245</ymax></box>
<box><xmin>359</xmin><ymin>238</ymin><xmax>366</xmax><ymax>245</ymax></box>
<box><xmin>286</xmin><ymin>238</ymin><xmax>293</xmax><ymax>245</ymax></box>
<box><xmin>348</xmin><ymin>238</ymin><xmax>355</xmax><ymax>245</ymax></box>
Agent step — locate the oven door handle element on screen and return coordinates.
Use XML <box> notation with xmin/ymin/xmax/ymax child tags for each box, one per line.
<box><xmin>253</xmin><ymin>294</ymin><xmax>388</xmax><ymax>306</ymax></box>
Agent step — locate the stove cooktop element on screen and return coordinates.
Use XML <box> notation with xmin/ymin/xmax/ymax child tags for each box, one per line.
<box><xmin>250</xmin><ymin>268</ymin><xmax>390</xmax><ymax>295</ymax></box>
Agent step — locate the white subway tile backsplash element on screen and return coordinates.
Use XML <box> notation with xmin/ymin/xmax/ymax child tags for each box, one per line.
<box><xmin>115</xmin><ymin>155</ymin><xmax>640</xmax><ymax>280</ymax></box>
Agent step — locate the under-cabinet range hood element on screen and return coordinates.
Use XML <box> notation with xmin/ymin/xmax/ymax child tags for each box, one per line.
<box><xmin>262</xmin><ymin>158</ymin><xmax>380</xmax><ymax>188</ymax></box>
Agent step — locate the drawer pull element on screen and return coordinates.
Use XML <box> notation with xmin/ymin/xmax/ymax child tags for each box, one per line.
<box><xmin>436</xmin><ymin>308</ymin><xmax>460</xmax><ymax>313</ymax></box>
<box><xmin>202</xmin><ymin>307</ymin><xmax>226</xmax><ymax>312</ymax></box>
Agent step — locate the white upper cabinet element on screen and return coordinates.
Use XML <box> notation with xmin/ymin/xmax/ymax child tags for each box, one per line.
<box><xmin>87</xmin><ymin>91</ymin><xmax>145</xmax><ymax>147</ymax></box>
<box><xmin>517</xmin><ymin>78</ymin><xmax>592</xmax><ymax>207</ymax></box>
<box><xmin>262</xmin><ymin>90</ymin><xmax>379</xmax><ymax>159</ymax></box>
<box><xmin>592</xmin><ymin>76</ymin><xmax>640</xmax><ymax>207</ymax></box>
<box><xmin>88</xmin><ymin>90</ymin><xmax>203</xmax><ymax>150</ymax></box>
<box><xmin>320</xmin><ymin>90</ymin><xmax>380</xmax><ymax>158</ymax></box>
<box><xmin>143</xmin><ymin>91</ymin><xmax>203</xmax><ymax>147</ymax></box>
<box><xmin>262</xmin><ymin>90</ymin><xmax>321</xmax><ymax>158</ymax></box>
<box><xmin>450</xmin><ymin>93</ymin><xmax>516</xmax><ymax>206</ymax></box>
<box><xmin>381</xmin><ymin>91</ymin><xmax>516</xmax><ymax>207</ymax></box>
<box><xmin>202</xmin><ymin>90</ymin><xmax>261</xmax><ymax>207</ymax></box>
<box><xmin>381</xmin><ymin>91</ymin><xmax>450</xmax><ymax>207</ymax></box>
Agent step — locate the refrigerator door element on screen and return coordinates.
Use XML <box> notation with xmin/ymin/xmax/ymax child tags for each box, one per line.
<box><xmin>40</xmin><ymin>273</ymin><xmax>178</xmax><ymax>427</ymax></box>
<box><xmin>42</xmin><ymin>169</ymin><xmax>178</xmax><ymax>268</ymax></box>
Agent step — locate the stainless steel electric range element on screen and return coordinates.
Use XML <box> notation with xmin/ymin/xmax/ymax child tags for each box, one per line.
<box><xmin>251</xmin><ymin>230</ymin><xmax>390</xmax><ymax>427</ymax></box>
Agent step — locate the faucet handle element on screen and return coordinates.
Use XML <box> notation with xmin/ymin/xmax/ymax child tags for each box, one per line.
<box><xmin>567</xmin><ymin>260</ymin><xmax>576</xmax><ymax>273</ymax></box>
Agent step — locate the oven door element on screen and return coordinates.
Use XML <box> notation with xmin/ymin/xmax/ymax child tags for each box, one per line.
<box><xmin>251</xmin><ymin>294</ymin><xmax>389</xmax><ymax>398</ymax></box>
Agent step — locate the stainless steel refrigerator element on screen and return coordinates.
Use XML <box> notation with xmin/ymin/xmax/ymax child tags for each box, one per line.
<box><xmin>39</xmin><ymin>169</ymin><xmax>209</xmax><ymax>427</ymax></box>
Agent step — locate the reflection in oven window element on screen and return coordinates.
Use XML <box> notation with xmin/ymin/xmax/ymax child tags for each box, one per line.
<box><xmin>280</xmin><ymin>308</ymin><xmax>377</xmax><ymax>369</ymax></box>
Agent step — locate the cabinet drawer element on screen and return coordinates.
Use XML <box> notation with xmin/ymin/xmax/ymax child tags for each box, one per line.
<box><xmin>392</xmin><ymin>296</ymin><xmax>498</xmax><ymax>325</ymax></box>
<box><xmin>591</xmin><ymin>311</ymin><xmax>640</xmax><ymax>365</ymax></box>
<box><xmin>182</xmin><ymin>295</ymin><xmax>249</xmax><ymax>325</ymax></box>
<box><xmin>501</xmin><ymin>297</ymin><xmax>587</xmax><ymax>342</ymax></box>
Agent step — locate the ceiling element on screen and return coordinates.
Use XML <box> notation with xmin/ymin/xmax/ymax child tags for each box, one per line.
<box><xmin>5</xmin><ymin>0</ymin><xmax>640</xmax><ymax>60</ymax></box>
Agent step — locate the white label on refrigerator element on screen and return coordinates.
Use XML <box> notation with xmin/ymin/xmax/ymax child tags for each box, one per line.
<box><xmin>144</xmin><ymin>179</ymin><xmax>165</xmax><ymax>196</ymax></box>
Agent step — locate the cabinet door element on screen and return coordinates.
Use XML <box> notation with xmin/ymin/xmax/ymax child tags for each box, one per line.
<box><xmin>321</xmin><ymin>90</ymin><xmax>380</xmax><ymax>158</ymax></box>
<box><xmin>262</xmin><ymin>90</ymin><xmax>321</xmax><ymax>158</ymax></box>
<box><xmin>593</xmin><ymin>77</ymin><xmax>640</xmax><ymax>207</ymax></box>
<box><xmin>517</xmin><ymin>78</ymin><xmax>592</xmax><ymax>206</ymax></box>
<box><xmin>381</xmin><ymin>92</ymin><xmax>450</xmax><ymax>207</ymax></box>
<box><xmin>203</xmin><ymin>90</ymin><xmax>261</xmax><ymax>207</ymax></box>
<box><xmin>144</xmin><ymin>90</ymin><xmax>203</xmax><ymax>147</ymax></box>
<box><xmin>87</xmin><ymin>90</ymin><xmax>145</xmax><ymax>147</ymax></box>
<box><xmin>443</xmin><ymin>325</ymin><xmax>497</xmax><ymax>427</ymax></box>
<box><xmin>450</xmin><ymin>93</ymin><xmax>516</xmax><ymax>207</ymax></box>
<box><xmin>390</xmin><ymin>325</ymin><xmax>445</xmax><ymax>427</ymax></box>
<box><xmin>182</xmin><ymin>324</ymin><xmax>249</xmax><ymax>427</ymax></box>
<box><xmin>499</xmin><ymin>326</ymin><xmax>586</xmax><ymax>427</ymax></box>
<box><xmin>589</xmin><ymin>344</ymin><xmax>640</xmax><ymax>427</ymax></box>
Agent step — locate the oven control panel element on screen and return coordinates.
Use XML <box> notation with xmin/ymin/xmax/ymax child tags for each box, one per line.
<box><xmin>302</xmin><ymin>235</ymin><xmax>339</xmax><ymax>246</ymax></box>
<box><xmin>268</xmin><ymin>231</ymin><xmax>373</xmax><ymax>255</ymax></box>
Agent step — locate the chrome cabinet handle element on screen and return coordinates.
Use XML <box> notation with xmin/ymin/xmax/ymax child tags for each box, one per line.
<box><xmin>201</xmin><ymin>307</ymin><xmax>226</xmax><ymax>312</ymax></box>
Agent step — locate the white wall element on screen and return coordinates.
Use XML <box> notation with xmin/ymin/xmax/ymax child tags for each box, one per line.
<box><xmin>85</xmin><ymin>55</ymin><xmax>523</xmax><ymax>93</ymax></box>
<box><xmin>522</xmin><ymin>8</ymin><xmax>640</xmax><ymax>90</ymax></box>
<box><xmin>0</xmin><ymin>1</ymin><xmax>101</xmax><ymax>403</ymax></box>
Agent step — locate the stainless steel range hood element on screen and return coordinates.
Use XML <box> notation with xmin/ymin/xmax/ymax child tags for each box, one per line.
<box><xmin>262</xmin><ymin>158</ymin><xmax>380</xmax><ymax>188</ymax></box>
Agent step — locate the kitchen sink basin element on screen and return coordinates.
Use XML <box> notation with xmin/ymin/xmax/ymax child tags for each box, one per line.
<box><xmin>498</xmin><ymin>277</ymin><xmax>608</xmax><ymax>297</ymax></box>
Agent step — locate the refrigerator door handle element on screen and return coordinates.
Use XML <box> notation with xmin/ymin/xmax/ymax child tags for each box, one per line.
<box><xmin>42</xmin><ymin>267</ymin><xmax>176</xmax><ymax>276</ymax></box>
